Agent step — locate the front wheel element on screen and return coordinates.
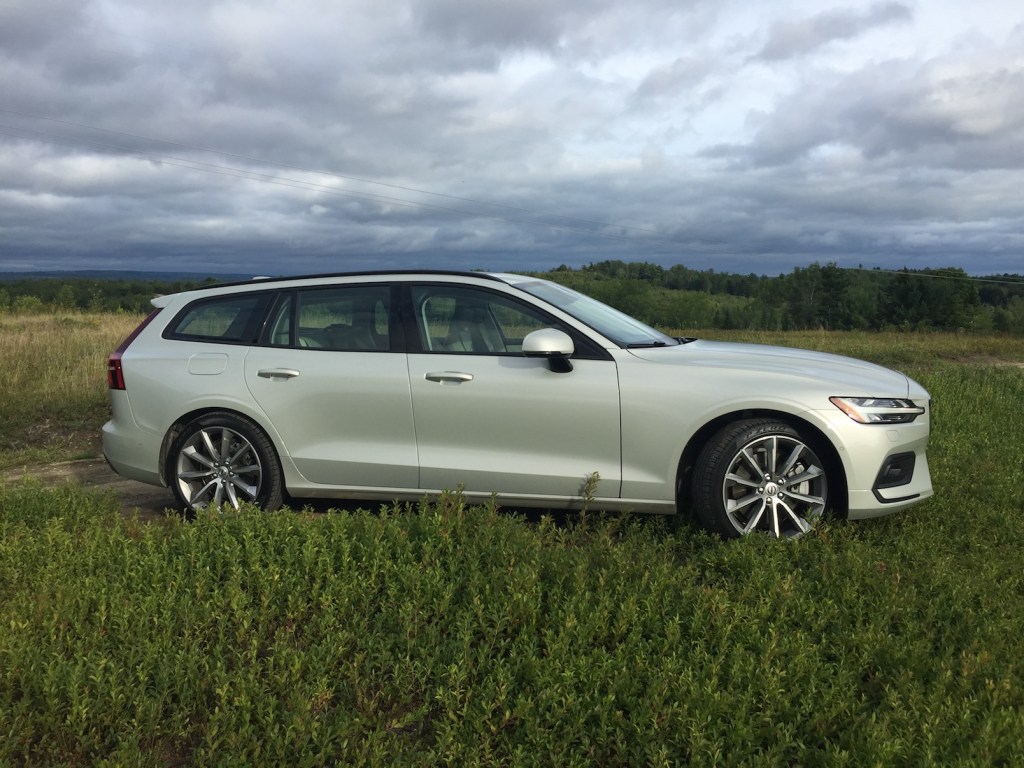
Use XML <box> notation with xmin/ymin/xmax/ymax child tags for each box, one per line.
<box><xmin>692</xmin><ymin>419</ymin><xmax>831</xmax><ymax>538</ymax></box>
<box><xmin>169</xmin><ymin>413</ymin><xmax>283</xmax><ymax>513</ymax></box>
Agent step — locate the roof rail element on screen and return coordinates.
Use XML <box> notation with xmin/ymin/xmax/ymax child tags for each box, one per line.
<box><xmin>190</xmin><ymin>269</ymin><xmax>508</xmax><ymax>292</ymax></box>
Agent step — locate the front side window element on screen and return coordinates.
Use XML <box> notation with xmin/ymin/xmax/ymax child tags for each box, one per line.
<box><xmin>412</xmin><ymin>286</ymin><xmax>554</xmax><ymax>354</ymax></box>
<box><xmin>265</xmin><ymin>285</ymin><xmax>390</xmax><ymax>351</ymax></box>
<box><xmin>166</xmin><ymin>293</ymin><xmax>271</xmax><ymax>343</ymax></box>
<box><xmin>515</xmin><ymin>279</ymin><xmax>678</xmax><ymax>348</ymax></box>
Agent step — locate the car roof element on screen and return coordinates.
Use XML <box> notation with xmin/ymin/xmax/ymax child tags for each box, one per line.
<box><xmin>192</xmin><ymin>269</ymin><xmax>513</xmax><ymax>293</ymax></box>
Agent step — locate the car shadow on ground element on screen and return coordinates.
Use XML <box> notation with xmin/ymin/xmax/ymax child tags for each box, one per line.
<box><xmin>1</xmin><ymin>457</ymin><xmax>588</xmax><ymax>527</ymax></box>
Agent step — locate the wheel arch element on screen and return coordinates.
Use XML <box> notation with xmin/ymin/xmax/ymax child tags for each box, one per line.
<box><xmin>675</xmin><ymin>409</ymin><xmax>849</xmax><ymax>521</ymax></box>
<box><xmin>159</xmin><ymin>407</ymin><xmax>283</xmax><ymax>486</ymax></box>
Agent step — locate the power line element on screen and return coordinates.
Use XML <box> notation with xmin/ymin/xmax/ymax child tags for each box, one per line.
<box><xmin>0</xmin><ymin>121</ymin><xmax>682</xmax><ymax>247</ymax></box>
<box><xmin>2</xmin><ymin>109</ymin><xmax>1022</xmax><ymax>288</ymax></box>
<box><xmin>846</xmin><ymin>266</ymin><xmax>1024</xmax><ymax>288</ymax></box>
<box><xmin>0</xmin><ymin>107</ymin><xmax>669</xmax><ymax>239</ymax></box>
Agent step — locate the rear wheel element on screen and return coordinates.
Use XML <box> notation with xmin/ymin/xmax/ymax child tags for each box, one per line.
<box><xmin>692</xmin><ymin>419</ymin><xmax>830</xmax><ymax>538</ymax></box>
<box><xmin>169</xmin><ymin>413</ymin><xmax>283</xmax><ymax>513</ymax></box>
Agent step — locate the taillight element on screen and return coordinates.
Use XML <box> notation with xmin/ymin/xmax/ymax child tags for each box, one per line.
<box><xmin>107</xmin><ymin>353</ymin><xmax>126</xmax><ymax>390</ymax></box>
<box><xmin>107</xmin><ymin>309</ymin><xmax>161</xmax><ymax>391</ymax></box>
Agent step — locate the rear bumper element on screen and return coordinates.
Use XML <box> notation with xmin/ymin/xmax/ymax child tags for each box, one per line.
<box><xmin>101</xmin><ymin>394</ymin><xmax>164</xmax><ymax>487</ymax></box>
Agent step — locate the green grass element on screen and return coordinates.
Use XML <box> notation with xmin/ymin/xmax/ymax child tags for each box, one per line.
<box><xmin>2</xmin><ymin>494</ymin><xmax>1022</xmax><ymax>765</ymax></box>
<box><xmin>2</xmin><ymin>316</ymin><xmax>1023</xmax><ymax>764</ymax></box>
<box><xmin>688</xmin><ymin>328</ymin><xmax>1024</xmax><ymax>371</ymax></box>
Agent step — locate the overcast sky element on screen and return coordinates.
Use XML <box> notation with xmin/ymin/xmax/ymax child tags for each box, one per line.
<box><xmin>2</xmin><ymin>0</ymin><xmax>1022</xmax><ymax>276</ymax></box>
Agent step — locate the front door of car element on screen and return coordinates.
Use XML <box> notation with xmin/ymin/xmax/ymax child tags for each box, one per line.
<box><xmin>405</xmin><ymin>284</ymin><xmax>621</xmax><ymax>501</ymax></box>
<box><xmin>243</xmin><ymin>284</ymin><xmax>418</xmax><ymax>488</ymax></box>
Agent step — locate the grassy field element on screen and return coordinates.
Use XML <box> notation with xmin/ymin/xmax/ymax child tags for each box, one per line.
<box><xmin>0</xmin><ymin>312</ymin><xmax>141</xmax><ymax>468</ymax></box>
<box><xmin>1</xmin><ymin>312</ymin><xmax>1023</xmax><ymax>765</ymax></box>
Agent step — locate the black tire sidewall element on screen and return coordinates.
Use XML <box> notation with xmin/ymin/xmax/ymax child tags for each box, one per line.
<box><xmin>168</xmin><ymin>412</ymin><xmax>284</xmax><ymax>513</ymax></box>
<box><xmin>691</xmin><ymin>419</ymin><xmax>826</xmax><ymax>537</ymax></box>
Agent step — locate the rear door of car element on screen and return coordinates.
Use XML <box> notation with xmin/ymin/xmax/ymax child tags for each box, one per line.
<box><xmin>244</xmin><ymin>282</ymin><xmax>418</xmax><ymax>488</ymax></box>
<box><xmin>403</xmin><ymin>283</ymin><xmax>622</xmax><ymax>500</ymax></box>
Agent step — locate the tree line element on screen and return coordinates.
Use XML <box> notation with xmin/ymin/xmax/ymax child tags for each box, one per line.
<box><xmin>2</xmin><ymin>263</ymin><xmax>1023</xmax><ymax>334</ymax></box>
<box><xmin>0</xmin><ymin>277</ymin><xmax>218</xmax><ymax>315</ymax></box>
<box><xmin>538</xmin><ymin>261</ymin><xmax>1024</xmax><ymax>334</ymax></box>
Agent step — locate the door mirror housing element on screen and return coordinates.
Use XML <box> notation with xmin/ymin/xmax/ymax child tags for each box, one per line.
<box><xmin>522</xmin><ymin>328</ymin><xmax>575</xmax><ymax>372</ymax></box>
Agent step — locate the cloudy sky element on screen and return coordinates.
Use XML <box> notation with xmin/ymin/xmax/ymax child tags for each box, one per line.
<box><xmin>1</xmin><ymin>0</ymin><xmax>1022</xmax><ymax>276</ymax></box>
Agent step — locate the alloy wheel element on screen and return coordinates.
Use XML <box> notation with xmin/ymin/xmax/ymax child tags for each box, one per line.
<box><xmin>174</xmin><ymin>425</ymin><xmax>264</xmax><ymax>510</ymax></box>
<box><xmin>722</xmin><ymin>433</ymin><xmax>828</xmax><ymax>538</ymax></box>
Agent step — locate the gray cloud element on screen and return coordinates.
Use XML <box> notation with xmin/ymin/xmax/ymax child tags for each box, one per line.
<box><xmin>716</xmin><ymin>36</ymin><xmax>1024</xmax><ymax>173</ymax></box>
<box><xmin>755</xmin><ymin>2</ymin><xmax>913</xmax><ymax>61</ymax></box>
<box><xmin>0</xmin><ymin>0</ymin><xmax>1022</xmax><ymax>277</ymax></box>
<box><xmin>416</xmin><ymin>0</ymin><xmax>577</xmax><ymax>52</ymax></box>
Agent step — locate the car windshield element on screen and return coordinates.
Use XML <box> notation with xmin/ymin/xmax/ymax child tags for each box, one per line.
<box><xmin>515</xmin><ymin>279</ymin><xmax>679</xmax><ymax>348</ymax></box>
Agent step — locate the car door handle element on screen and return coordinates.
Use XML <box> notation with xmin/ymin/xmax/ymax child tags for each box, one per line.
<box><xmin>425</xmin><ymin>371</ymin><xmax>474</xmax><ymax>384</ymax></box>
<box><xmin>257</xmin><ymin>368</ymin><xmax>300</xmax><ymax>380</ymax></box>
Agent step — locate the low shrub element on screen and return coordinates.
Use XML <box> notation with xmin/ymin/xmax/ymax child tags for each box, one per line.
<box><xmin>2</xmin><ymin>466</ymin><xmax>1023</xmax><ymax>765</ymax></box>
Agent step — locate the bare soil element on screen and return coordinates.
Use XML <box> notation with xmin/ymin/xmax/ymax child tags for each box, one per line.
<box><xmin>1</xmin><ymin>457</ymin><xmax>566</xmax><ymax>525</ymax></box>
<box><xmin>1</xmin><ymin>457</ymin><xmax>178</xmax><ymax>520</ymax></box>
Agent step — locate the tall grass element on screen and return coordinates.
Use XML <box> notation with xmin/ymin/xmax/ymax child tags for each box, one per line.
<box><xmin>0</xmin><ymin>312</ymin><xmax>142</xmax><ymax>467</ymax></box>
<box><xmin>1</xmin><ymin>341</ymin><xmax>1023</xmax><ymax>765</ymax></box>
<box><xmin>688</xmin><ymin>328</ymin><xmax>1024</xmax><ymax>370</ymax></box>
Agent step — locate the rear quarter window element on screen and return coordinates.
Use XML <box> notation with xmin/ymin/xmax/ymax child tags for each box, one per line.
<box><xmin>165</xmin><ymin>293</ymin><xmax>272</xmax><ymax>343</ymax></box>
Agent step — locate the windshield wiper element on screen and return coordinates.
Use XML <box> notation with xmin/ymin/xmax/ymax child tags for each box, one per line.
<box><xmin>625</xmin><ymin>340</ymin><xmax>672</xmax><ymax>348</ymax></box>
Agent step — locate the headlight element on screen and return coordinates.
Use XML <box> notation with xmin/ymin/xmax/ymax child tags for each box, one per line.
<box><xmin>830</xmin><ymin>396</ymin><xmax>925</xmax><ymax>424</ymax></box>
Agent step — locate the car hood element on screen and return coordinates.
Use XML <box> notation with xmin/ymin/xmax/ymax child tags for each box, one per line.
<box><xmin>627</xmin><ymin>340</ymin><xmax>916</xmax><ymax>397</ymax></box>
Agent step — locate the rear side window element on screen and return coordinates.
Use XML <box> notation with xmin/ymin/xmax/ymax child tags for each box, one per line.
<box><xmin>166</xmin><ymin>293</ymin><xmax>272</xmax><ymax>343</ymax></box>
<box><xmin>264</xmin><ymin>285</ymin><xmax>391</xmax><ymax>351</ymax></box>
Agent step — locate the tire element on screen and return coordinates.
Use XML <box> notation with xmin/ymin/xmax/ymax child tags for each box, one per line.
<box><xmin>169</xmin><ymin>412</ymin><xmax>284</xmax><ymax>513</ymax></box>
<box><xmin>692</xmin><ymin>419</ymin><xmax>830</xmax><ymax>538</ymax></box>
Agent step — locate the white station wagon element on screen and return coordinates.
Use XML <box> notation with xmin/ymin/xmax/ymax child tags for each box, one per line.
<box><xmin>103</xmin><ymin>270</ymin><xmax>933</xmax><ymax>537</ymax></box>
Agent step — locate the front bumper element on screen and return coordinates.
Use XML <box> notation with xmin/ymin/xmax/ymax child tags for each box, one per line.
<box><xmin>813</xmin><ymin>403</ymin><xmax>933</xmax><ymax>520</ymax></box>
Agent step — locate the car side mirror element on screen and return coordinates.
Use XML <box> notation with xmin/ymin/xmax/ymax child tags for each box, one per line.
<box><xmin>522</xmin><ymin>328</ymin><xmax>575</xmax><ymax>373</ymax></box>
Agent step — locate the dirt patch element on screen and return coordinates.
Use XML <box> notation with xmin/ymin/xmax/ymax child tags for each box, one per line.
<box><xmin>2</xmin><ymin>457</ymin><xmax>178</xmax><ymax>520</ymax></box>
<box><xmin>960</xmin><ymin>356</ymin><xmax>1024</xmax><ymax>368</ymax></box>
<box><xmin>1</xmin><ymin>459</ymin><xmax>565</xmax><ymax>524</ymax></box>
